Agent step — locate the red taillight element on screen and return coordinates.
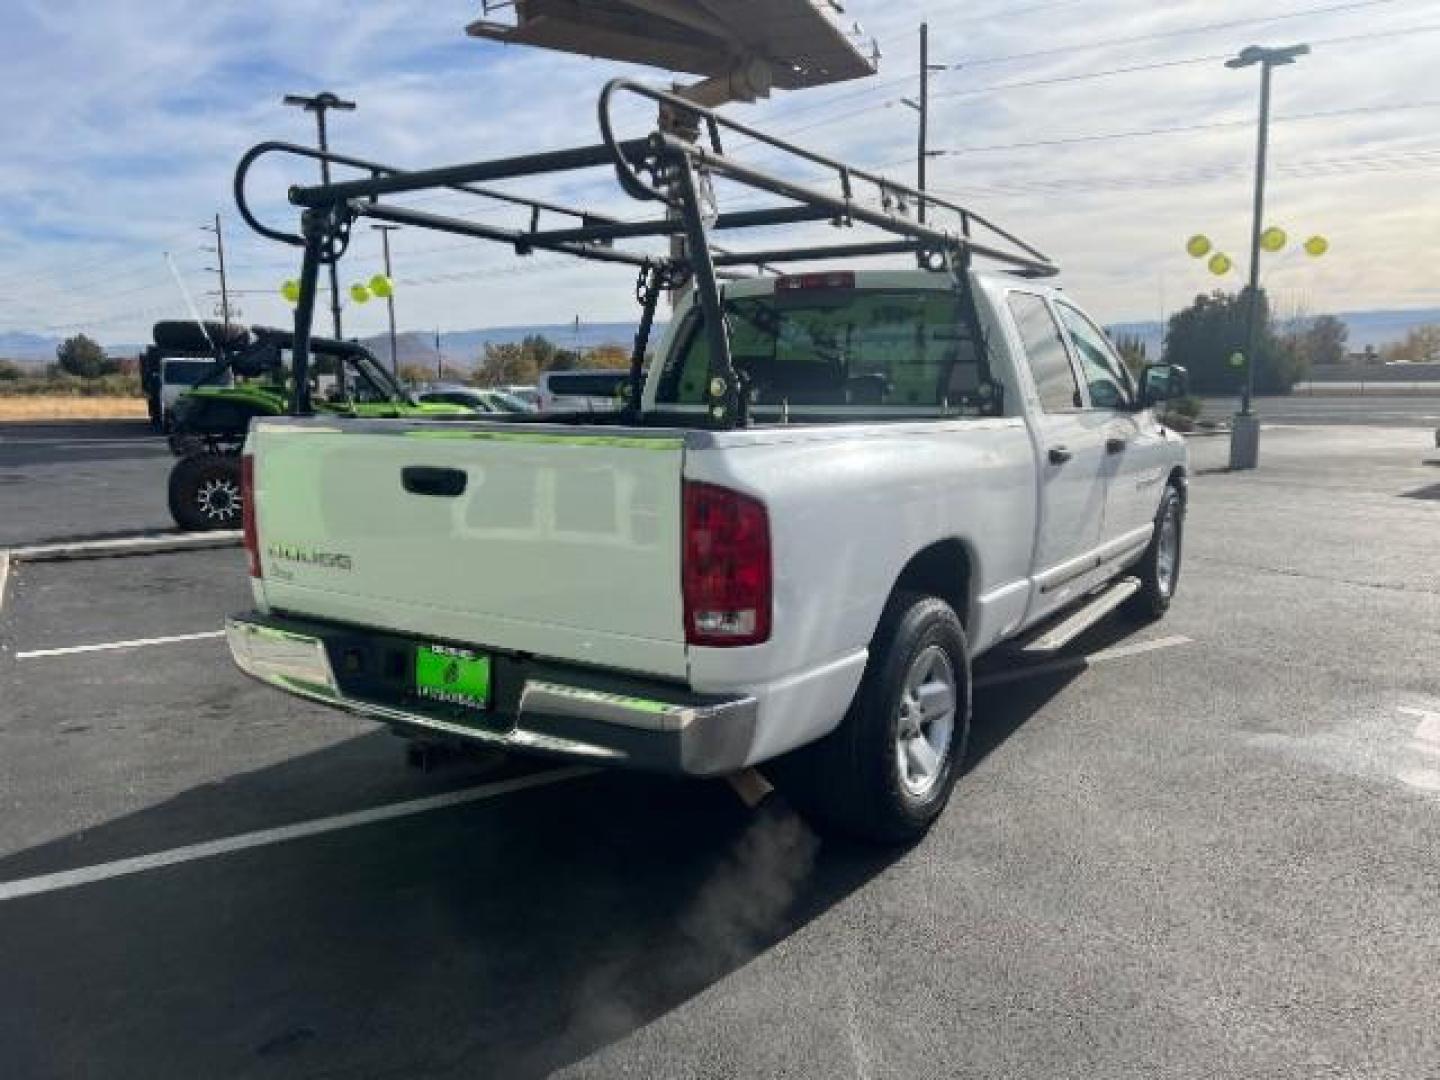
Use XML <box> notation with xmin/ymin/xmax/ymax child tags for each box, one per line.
<box><xmin>776</xmin><ymin>271</ymin><xmax>855</xmax><ymax>292</ymax></box>
<box><xmin>683</xmin><ymin>481</ymin><xmax>771</xmax><ymax>647</ymax></box>
<box><xmin>241</xmin><ymin>453</ymin><xmax>261</xmax><ymax>579</ymax></box>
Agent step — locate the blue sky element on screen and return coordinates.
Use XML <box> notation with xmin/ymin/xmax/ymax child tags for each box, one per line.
<box><xmin>1</xmin><ymin>0</ymin><xmax>1437</xmax><ymax>345</ymax></box>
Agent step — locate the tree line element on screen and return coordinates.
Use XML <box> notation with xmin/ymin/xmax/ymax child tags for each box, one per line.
<box><xmin>395</xmin><ymin>333</ymin><xmax>631</xmax><ymax>388</ymax></box>
<box><xmin>0</xmin><ymin>334</ymin><xmax>141</xmax><ymax>397</ymax></box>
<box><xmin>1150</xmin><ymin>288</ymin><xmax>1438</xmax><ymax>396</ymax></box>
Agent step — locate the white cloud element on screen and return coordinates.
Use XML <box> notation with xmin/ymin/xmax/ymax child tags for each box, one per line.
<box><xmin>1</xmin><ymin>0</ymin><xmax>1436</xmax><ymax>346</ymax></box>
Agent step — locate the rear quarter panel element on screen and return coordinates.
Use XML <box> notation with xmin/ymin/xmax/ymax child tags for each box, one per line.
<box><xmin>684</xmin><ymin>419</ymin><xmax>1039</xmax><ymax>698</ymax></box>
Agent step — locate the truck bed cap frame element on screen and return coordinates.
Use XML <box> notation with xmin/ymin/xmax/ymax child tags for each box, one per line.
<box><xmin>235</xmin><ymin>78</ymin><xmax>1058</xmax><ymax>426</ymax></box>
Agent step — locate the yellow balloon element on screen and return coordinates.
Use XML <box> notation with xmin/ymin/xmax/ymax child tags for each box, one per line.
<box><xmin>1186</xmin><ymin>234</ymin><xmax>1212</xmax><ymax>259</ymax></box>
<box><xmin>350</xmin><ymin>283</ymin><xmax>372</xmax><ymax>304</ymax></box>
<box><xmin>369</xmin><ymin>273</ymin><xmax>393</xmax><ymax>299</ymax></box>
<box><xmin>1304</xmin><ymin>235</ymin><xmax>1329</xmax><ymax>258</ymax></box>
<box><xmin>1260</xmin><ymin>227</ymin><xmax>1287</xmax><ymax>253</ymax></box>
<box><xmin>1208</xmin><ymin>253</ymin><xmax>1232</xmax><ymax>276</ymax></box>
<box><xmin>280</xmin><ymin>279</ymin><xmax>300</xmax><ymax>304</ymax></box>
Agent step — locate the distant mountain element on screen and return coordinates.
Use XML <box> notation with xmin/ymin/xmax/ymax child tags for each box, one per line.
<box><xmin>0</xmin><ymin>331</ymin><xmax>63</xmax><ymax>365</ymax></box>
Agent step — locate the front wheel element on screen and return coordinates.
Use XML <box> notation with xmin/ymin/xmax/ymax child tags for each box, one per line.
<box><xmin>168</xmin><ymin>454</ymin><xmax>244</xmax><ymax>532</ymax></box>
<box><xmin>773</xmin><ymin>592</ymin><xmax>972</xmax><ymax>844</ymax></box>
<box><xmin>1125</xmin><ymin>484</ymin><xmax>1184</xmax><ymax>621</ymax></box>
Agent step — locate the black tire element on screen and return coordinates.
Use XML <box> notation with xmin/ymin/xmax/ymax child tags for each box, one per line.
<box><xmin>1125</xmin><ymin>484</ymin><xmax>1184</xmax><ymax>621</ymax></box>
<box><xmin>771</xmin><ymin>592</ymin><xmax>971</xmax><ymax>844</ymax></box>
<box><xmin>168</xmin><ymin>454</ymin><xmax>244</xmax><ymax>532</ymax></box>
<box><xmin>151</xmin><ymin>320</ymin><xmax>250</xmax><ymax>353</ymax></box>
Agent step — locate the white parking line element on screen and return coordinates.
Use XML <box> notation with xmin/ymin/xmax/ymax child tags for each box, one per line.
<box><xmin>1398</xmin><ymin>706</ymin><xmax>1440</xmax><ymax>745</ymax></box>
<box><xmin>1397</xmin><ymin>706</ymin><xmax>1440</xmax><ymax>794</ymax></box>
<box><xmin>975</xmin><ymin>635</ymin><xmax>1193</xmax><ymax>690</ymax></box>
<box><xmin>0</xmin><ymin>766</ymin><xmax>597</xmax><ymax>903</ymax></box>
<box><xmin>16</xmin><ymin>630</ymin><xmax>226</xmax><ymax>660</ymax></box>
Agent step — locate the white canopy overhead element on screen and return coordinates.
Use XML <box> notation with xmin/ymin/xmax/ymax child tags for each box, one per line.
<box><xmin>467</xmin><ymin>0</ymin><xmax>878</xmax><ymax>103</ymax></box>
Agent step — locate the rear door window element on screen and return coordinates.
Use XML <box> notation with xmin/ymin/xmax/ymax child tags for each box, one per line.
<box><xmin>1006</xmin><ymin>293</ymin><xmax>1082</xmax><ymax>413</ymax></box>
<box><xmin>657</xmin><ymin>288</ymin><xmax>999</xmax><ymax>417</ymax></box>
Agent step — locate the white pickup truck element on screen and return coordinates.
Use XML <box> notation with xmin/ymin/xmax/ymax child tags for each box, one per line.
<box><xmin>227</xmin><ymin>268</ymin><xmax>1188</xmax><ymax>841</ymax></box>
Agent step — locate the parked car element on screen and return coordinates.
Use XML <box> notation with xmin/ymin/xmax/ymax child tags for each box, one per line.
<box><xmin>499</xmin><ymin>385</ymin><xmax>540</xmax><ymax>408</ymax></box>
<box><xmin>227</xmin><ymin>268</ymin><xmax>1189</xmax><ymax>842</ymax></box>
<box><xmin>417</xmin><ymin>386</ymin><xmax>536</xmax><ymax>413</ymax></box>
<box><xmin>534</xmin><ymin>369</ymin><xmax>630</xmax><ymax>413</ymax></box>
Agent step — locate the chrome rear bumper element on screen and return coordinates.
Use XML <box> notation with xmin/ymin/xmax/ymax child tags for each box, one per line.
<box><xmin>225</xmin><ymin>615</ymin><xmax>757</xmax><ymax>776</ymax></box>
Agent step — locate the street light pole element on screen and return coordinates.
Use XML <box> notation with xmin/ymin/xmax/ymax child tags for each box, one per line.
<box><xmin>371</xmin><ymin>223</ymin><xmax>401</xmax><ymax>374</ymax></box>
<box><xmin>1225</xmin><ymin>43</ymin><xmax>1308</xmax><ymax>468</ymax></box>
<box><xmin>1229</xmin><ymin>48</ymin><xmax>1309</xmax><ymax>405</ymax></box>
<box><xmin>282</xmin><ymin>92</ymin><xmax>356</xmax><ymax>342</ymax></box>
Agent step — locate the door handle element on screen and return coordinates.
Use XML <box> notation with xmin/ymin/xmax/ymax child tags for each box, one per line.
<box><xmin>1105</xmin><ymin>436</ymin><xmax>1127</xmax><ymax>455</ymax></box>
<box><xmin>1048</xmin><ymin>445</ymin><xmax>1073</xmax><ymax>465</ymax></box>
<box><xmin>402</xmin><ymin>466</ymin><xmax>467</xmax><ymax>498</ymax></box>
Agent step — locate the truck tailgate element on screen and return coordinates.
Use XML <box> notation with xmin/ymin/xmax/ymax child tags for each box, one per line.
<box><xmin>249</xmin><ymin>420</ymin><xmax>689</xmax><ymax>680</ymax></box>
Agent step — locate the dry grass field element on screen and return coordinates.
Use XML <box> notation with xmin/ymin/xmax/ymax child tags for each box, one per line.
<box><xmin>0</xmin><ymin>396</ymin><xmax>149</xmax><ymax>421</ymax></box>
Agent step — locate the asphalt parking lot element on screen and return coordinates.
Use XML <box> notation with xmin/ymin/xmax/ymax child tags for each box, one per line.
<box><xmin>1</xmin><ymin>418</ymin><xmax>1438</xmax><ymax>1078</ymax></box>
<box><xmin>0</xmin><ymin>421</ymin><xmax>175</xmax><ymax>546</ymax></box>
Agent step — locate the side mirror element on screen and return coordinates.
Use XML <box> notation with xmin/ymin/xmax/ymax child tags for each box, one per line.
<box><xmin>1139</xmin><ymin>364</ymin><xmax>1188</xmax><ymax>408</ymax></box>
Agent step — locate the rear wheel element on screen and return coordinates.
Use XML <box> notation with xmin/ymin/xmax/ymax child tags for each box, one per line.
<box><xmin>1125</xmin><ymin>484</ymin><xmax>1184</xmax><ymax>621</ymax></box>
<box><xmin>168</xmin><ymin>454</ymin><xmax>243</xmax><ymax>532</ymax></box>
<box><xmin>773</xmin><ymin>592</ymin><xmax>971</xmax><ymax>844</ymax></box>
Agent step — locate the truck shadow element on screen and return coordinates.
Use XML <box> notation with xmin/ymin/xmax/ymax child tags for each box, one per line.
<box><xmin>0</xmin><ymin>638</ymin><xmax>1100</xmax><ymax>1080</ymax></box>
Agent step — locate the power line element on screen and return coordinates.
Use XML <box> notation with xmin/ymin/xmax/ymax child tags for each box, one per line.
<box><xmin>952</xmin><ymin>0</ymin><xmax>1418</xmax><ymax>69</ymax></box>
<box><xmin>928</xmin><ymin>147</ymin><xmax>1440</xmax><ymax>198</ymax></box>
<box><xmin>923</xmin><ymin>100</ymin><xmax>1440</xmax><ymax>157</ymax></box>
<box><xmin>752</xmin><ymin>0</ymin><xmax>1419</xmax><ymax>132</ymax></box>
<box><xmin>735</xmin><ymin>20</ymin><xmax>1440</xmax><ymax>157</ymax></box>
<box><xmin>0</xmin><ymin>226</ymin><xmax>200</xmax><ymax>296</ymax></box>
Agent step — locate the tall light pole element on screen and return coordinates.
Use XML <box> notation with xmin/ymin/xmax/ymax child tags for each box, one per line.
<box><xmin>1226</xmin><ymin>43</ymin><xmax>1308</xmax><ymax>469</ymax></box>
<box><xmin>900</xmin><ymin>23</ymin><xmax>948</xmax><ymax>224</ymax></box>
<box><xmin>282</xmin><ymin>92</ymin><xmax>356</xmax><ymax>342</ymax></box>
<box><xmin>371</xmin><ymin>223</ymin><xmax>401</xmax><ymax>373</ymax></box>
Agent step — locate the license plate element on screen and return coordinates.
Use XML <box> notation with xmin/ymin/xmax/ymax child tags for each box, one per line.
<box><xmin>415</xmin><ymin>644</ymin><xmax>491</xmax><ymax>710</ymax></box>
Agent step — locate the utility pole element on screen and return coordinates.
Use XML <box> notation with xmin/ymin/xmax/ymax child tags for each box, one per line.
<box><xmin>282</xmin><ymin>92</ymin><xmax>356</xmax><ymax>341</ymax></box>
<box><xmin>371</xmin><ymin>223</ymin><xmax>401</xmax><ymax>373</ymax></box>
<box><xmin>900</xmin><ymin>23</ymin><xmax>947</xmax><ymax>224</ymax></box>
<box><xmin>200</xmin><ymin>214</ymin><xmax>232</xmax><ymax>334</ymax></box>
<box><xmin>435</xmin><ymin>328</ymin><xmax>443</xmax><ymax>381</ymax></box>
<box><xmin>1225</xmin><ymin>43</ymin><xmax>1308</xmax><ymax>469</ymax></box>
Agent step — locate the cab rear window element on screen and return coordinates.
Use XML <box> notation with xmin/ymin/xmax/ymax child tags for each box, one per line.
<box><xmin>656</xmin><ymin>288</ymin><xmax>1000</xmax><ymax>418</ymax></box>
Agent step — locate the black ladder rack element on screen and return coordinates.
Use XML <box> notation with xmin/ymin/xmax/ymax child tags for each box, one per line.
<box><xmin>235</xmin><ymin>77</ymin><xmax>1059</xmax><ymax>425</ymax></box>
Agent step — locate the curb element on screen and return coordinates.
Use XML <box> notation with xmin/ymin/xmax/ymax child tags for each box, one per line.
<box><xmin>7</xmin><ymin>531</ymin><xmax>242</xmax><ymax>563</ymax></box>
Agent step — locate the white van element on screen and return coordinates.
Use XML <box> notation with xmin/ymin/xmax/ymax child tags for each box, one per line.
<box><xmin>534</xmin><ymin>370</ymin><xmax>630</xmax><ymax>413</ymax></box>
